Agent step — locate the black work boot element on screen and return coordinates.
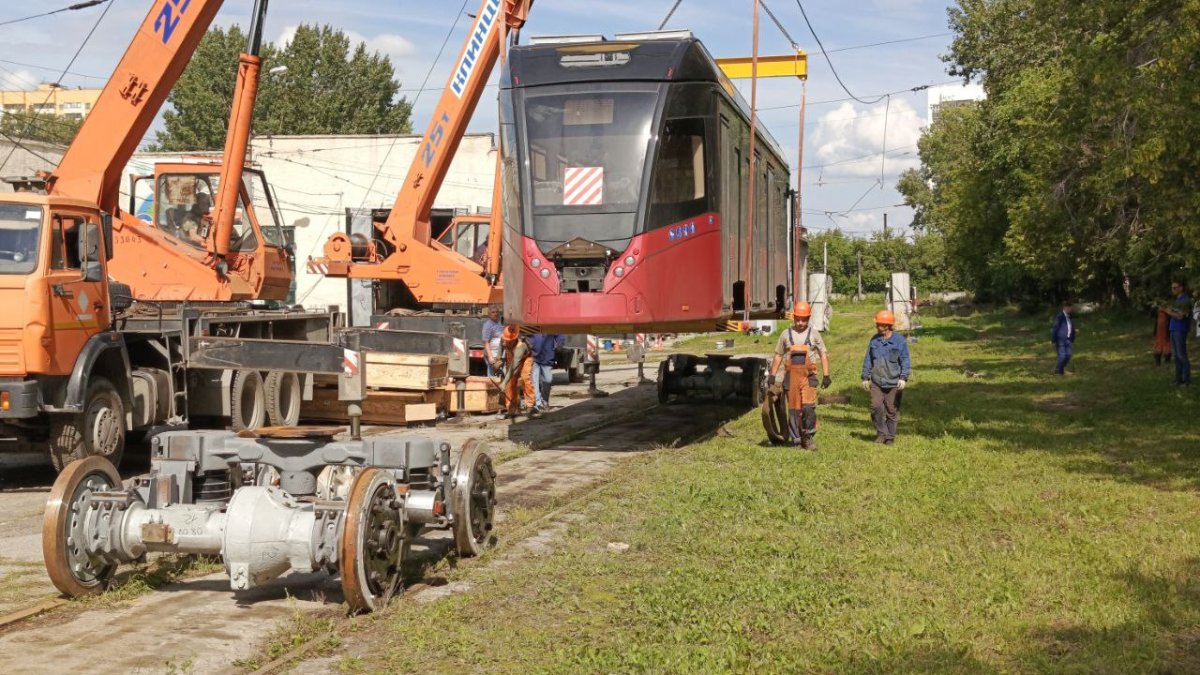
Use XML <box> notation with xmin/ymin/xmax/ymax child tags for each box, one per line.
<box><xmin>874</xmin><ymin>434</ymin><xmax>886</xmax><ymax>444</ymax></box>
<box><xmin>805</xmin><ymin>435</ymin><xmax>818</xmax><ymax>451</ymax></box>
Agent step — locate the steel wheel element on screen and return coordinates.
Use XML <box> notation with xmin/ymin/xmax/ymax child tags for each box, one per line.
<box><xmin>451</xmin><ymin>439</ymin><xmax>497</xmax><ymax>557</ymax></box>
<box><xmin>749</xmin><ymin>359</ymin><xmax>768</xmax><ymax>408</ymax></box>
<box><xmin>42</xmin><ymin>455</ymin><xmax>121</xmax><ymax>597</ymax></box>
<box><xmin>656</xmin><ymin>359</ymin><xmax>671</xmax><ymax>404</ymax></box>
<box><xmin>340</xmin><ymin>467</ymin><xmax>405</xmax><ymax>613</ymax></box>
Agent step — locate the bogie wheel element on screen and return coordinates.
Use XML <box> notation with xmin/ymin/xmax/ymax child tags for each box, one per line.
<box><xmin>49</xmin><ymin>377</ymin><xmax>126</xmax><ymax>472</ymax></box>
<box><xmin>231</xmin><ymin>370</ymin><xmax>266</xmax><ymax>432</ymax></box>
<box><xmin>748</xmin><ymin>359</ymin><xmax>768</xmax><ymax>408</ymax></box>
<box><xmin>451</xmin><ymin>439</ymin><xmax>498</xmax><ymax>557</ymax></box>
<box><xmin>264</xmin><ymin>371</ymin><xmax>302</xmax><ymax>427</ymax></box>
<box><xmin>42</xmin><ymin>455</ymin><xmax>122</xmax><ymax>597</ymax></box>
<box><xmin>656</xmin><ymin>359</ymin><xmax>671</xmax><ymax>404</ymax></box>
<box><xmin>340</xmin><ymin>467</ymin><xmax>405</xmax><ymax>613</ymax></box>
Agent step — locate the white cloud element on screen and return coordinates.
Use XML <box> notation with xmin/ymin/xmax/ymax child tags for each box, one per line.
<box><xmin>809</xmin><ymin>99</ymin><xmax>923</xmax><ymax>179</ymax></box>
<box><xmin>0</xmin><ymin>69</ymin><xmax>38</xmax><ymax>91</ymax></box>
<box><xmin>276</xmin><ymin>25</ymin><xmax>416</xmax><ymax>64</ymax></box>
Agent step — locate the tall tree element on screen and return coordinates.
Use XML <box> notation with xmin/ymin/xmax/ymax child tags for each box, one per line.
<box><xmin>153</xmin><ymin>24</ymin><xmax>412</xmax><ymax>151</ymax></box>
<box><xmin>0</xmin><ymin>111</ymin><xmax>81</xmax><ymax>146</ymax></box>
<box><xmin>905</xmin><ymin>0</ymin><xmax>1200</xmax><ymax>305</ymax></box>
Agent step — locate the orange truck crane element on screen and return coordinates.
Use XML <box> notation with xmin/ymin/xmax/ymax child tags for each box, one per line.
<box><xmin>310</xmin><ymin>0</ymin><xmax>529</xmax><ymax>310</ymax></box>
<box><xmin>0</xmin><ymin>0</ymin><xmax>455</xmax><ymax>473</ymax></box>
<box><xmin>308</xmin><ymin>0</ymin><xmax>591</xmax><ymax>383</ymax></box>
<box><xmin>50</xmin><ymin>0</ymin><xmax>291</xmax><ymax>302</ymax></box>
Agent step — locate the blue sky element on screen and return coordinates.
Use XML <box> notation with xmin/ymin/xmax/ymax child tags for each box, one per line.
<box><xmin>0</xmin><ymin>0</ymin><xmax>966</xmax><ymax>236</ymax></box>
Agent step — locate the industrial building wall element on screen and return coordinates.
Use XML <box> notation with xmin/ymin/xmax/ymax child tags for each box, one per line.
<box><xmin>250</xmin><ymin>133</ymin><xmax>497</xmax><ymax>310</ymax></box>
<box><xmin>128</xmin><ymin>132</ymin><xmax>497</xmax><ymax>310</ymax></box>
<box><xmin>0</xmin><ymin>139</ymin><xmax>63</xmax><ymax>190</ymax></box>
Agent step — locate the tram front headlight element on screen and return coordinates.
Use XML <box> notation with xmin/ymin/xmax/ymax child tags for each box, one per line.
<box><xmin>531</xmin><ymin>257</ymin><xmax>541</xmax><ymax>268</ymax></box>
<box><xmin>614</xmin><ymin>266</ymin><xmax>625</xmax><ymax>278</ymax></box>
<box><xmin>624</xmin><ymin>256</ymin><xmax>635</xmax><ymax>267</ymax></box>
<box><xmin>540</xmin><ymin>267</ymin><xmax>551</xmax><ymax>279</ymax></box>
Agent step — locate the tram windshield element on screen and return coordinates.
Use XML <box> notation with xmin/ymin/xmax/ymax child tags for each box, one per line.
<box><xmin>520</xmin><ymin>84</ymin><xmax>658</xmax><ymax>247</ymax></box>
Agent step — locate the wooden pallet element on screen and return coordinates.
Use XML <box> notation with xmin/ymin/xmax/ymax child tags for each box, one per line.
<box><xmin>300</xmin><ymin>387</ymin><xmax>443</xmax><ymax>426</ymax></box>
<box><xmin>443</xmin><ymin>376</ymin><xmax>501</xmax><ymax>413</ymax></box>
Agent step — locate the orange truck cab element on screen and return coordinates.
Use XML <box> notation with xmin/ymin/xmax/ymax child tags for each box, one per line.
<box><xmin>121</xmin><ymin>162</ymin><xmax>294</xmax><ymax>301</ymax></box>
<box><xmin>0</xmin><ymin>193</ymin><xmax>130</xmax><ymax>469</ymax></box>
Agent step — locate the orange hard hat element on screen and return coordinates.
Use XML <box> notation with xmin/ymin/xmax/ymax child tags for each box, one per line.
<box><xmin>502</xmin><ymin>325</ymin><xmax>519</xmax><ymax>341</ymax></box>
<box><xmin>874</xmin><ymin>310</ymin><xmax>896</xmax><ymax>326</ymax></box>
<box><xmin>792</xmin><ymin>301</ymin><xmax>812</xmax><ymax>318</ymax></box>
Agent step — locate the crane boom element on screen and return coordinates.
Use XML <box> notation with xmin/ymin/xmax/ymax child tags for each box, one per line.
<box><xmin>385</xmin><ymin>0</ymin><xmax>530</xmax><ymax>247</ymax></box>
<box><xmin>47</xmin><ymin>0</ymin><xmax>226</xmax><ymax>212</ymax></box>
<box><xmin>312</xmin><ymin>0</ymin><xmax>530</xmax><ymax>311</ymax></box>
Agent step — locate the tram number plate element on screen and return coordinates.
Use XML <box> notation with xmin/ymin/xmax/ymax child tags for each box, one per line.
<box><xmin>668</xmin><ymin>223</ymin><xmax>696</xmax><ymax>241</ymax></box>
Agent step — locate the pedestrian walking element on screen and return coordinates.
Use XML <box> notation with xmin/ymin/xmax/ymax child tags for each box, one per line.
<box><xmin>1154</xmin><ymin>306</ymin><xmax>1172</xmax><ymax>366</ymax></box>
<box><xmin>1050</xmin><ymin>301</ymin><xmax>1078</xmax><ymax>375</ymax></box>
<box><xmin>482</xmin><ymin>306</ymin><xmax>504</xmax><ymax>378</ymax></box>
<box><xmin>529</xmin><ymin>333</ymin><xmax>564</xmax><ymax>411</ymax></box>
<box><xmin>500</xmin><ymin>326</ymin><xmax>536</xmax><ymax>418</ymax></box>
<box><xmin>767</xmin><ymin>302</ymin><xmax>831</xmax><ymax>449</ymax></box>
<box><xmin>1165</xmin><ymin>281</ymin><xmax>1192</xmax><ymax>386</ymax></box>
<box><xmin>861</xmin><ymin>310</ymin><xmax>911</xmax><ymax>445</ymax></box>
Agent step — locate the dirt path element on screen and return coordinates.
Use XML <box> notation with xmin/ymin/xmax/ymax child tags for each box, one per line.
<box><xmin>0</xmin><ymin>357</ymin><xmax>736</xmax><ymax>674</ymax></box>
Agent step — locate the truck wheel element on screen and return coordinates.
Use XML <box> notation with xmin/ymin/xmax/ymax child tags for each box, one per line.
<box><xmin>264</xmin><ymin>371</ymin><xmax>301</xmax><ymax>427</ymax></box>
<box><xmin>231</xmin><ymin>370</ymin><xmax>266</xmax><ymax>432</ymax></box>
<box><xmin>568</xmin><ymin>363</ymin><xmax>585</xmax><ymax>384</ymax></box>
<box><xmin>49</xmin><ymin>377</ymin><xmax>126</xmax><ymax>472</ymax></box>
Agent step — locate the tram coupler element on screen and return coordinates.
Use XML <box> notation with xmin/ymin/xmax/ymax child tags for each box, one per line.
<box><xmin>656</xmin><ymin>354</ymin><xmax>768</xmax><ymax>406</ymax></box>
<box><xmin>42</xmin><ymin>428</ymin><xmax>497</xmax><ymax>614</ymax></box>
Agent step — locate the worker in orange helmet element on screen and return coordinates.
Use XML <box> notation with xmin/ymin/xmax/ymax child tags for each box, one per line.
<box><xmin>499</xmin><ymin>325</ymin><xmax>537</xmax><ymax>418</ymax></box>
<box><xmin>860</xmin><ymin>309</ymin><xmax>912</xmax><ymax>445</ymax></box>
<box><xmin>767</xmin><ymin>301</ymin><xmax>831</xmax><ymax>449</ymax></box>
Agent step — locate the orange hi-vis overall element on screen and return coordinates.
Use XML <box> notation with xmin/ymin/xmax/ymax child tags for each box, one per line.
<box><xmin>503</xmin><ymin>341</ymin><xmax>535</xmax><ymax>413</ymax></box>
<box><xmin>784</xmin><ymin>344</ymin><xmax>819</xmax><ymax>443</ymax></box>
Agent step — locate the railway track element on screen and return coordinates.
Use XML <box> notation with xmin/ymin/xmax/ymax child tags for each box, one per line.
<box><xmin>0</xmin><ymin>360</ymin><xmax>750</xmax><ymax>673</ymax></box>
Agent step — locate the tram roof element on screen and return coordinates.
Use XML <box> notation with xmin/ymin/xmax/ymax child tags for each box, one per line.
<box><xmin>506</xmin><ymin>35</ymin><xmax>789</xmax><ymax>168</ymax></box>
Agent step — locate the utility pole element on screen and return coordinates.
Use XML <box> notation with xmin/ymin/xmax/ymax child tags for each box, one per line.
<box><xmin>883</xmin><ymin>212</ymin><xmax>889</xmax><ymax>238</ymax></box>
<box><xmin>856</xmin><ymin>250</ymin><xmax>863</xmax><ymax>301</ymax></box>
<box><xmin>823</xmin><ymin>241</ymin><xmax>828</xmax><ymax>274</ymax></box>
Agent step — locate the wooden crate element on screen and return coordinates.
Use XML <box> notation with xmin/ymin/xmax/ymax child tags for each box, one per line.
<box><xmin>364</xmin><ymin>352</ymin><xmax>449</xmax><ymax>390</ymax></box>
<box><xmin>300</xmin><ymin>387</ymin><xmax>442</xmax><ymax>426</ymax></box>
<box><xmin>443</xmin><ymin>376</ymin><xmax>501</xmax><ymax>414</ymax></box>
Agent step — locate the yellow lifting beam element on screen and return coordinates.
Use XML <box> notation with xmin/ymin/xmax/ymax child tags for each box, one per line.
<box><xmin>716</xmin><ymin>52</ymin><xmax>808</xmax><ymax>80</ymax></box>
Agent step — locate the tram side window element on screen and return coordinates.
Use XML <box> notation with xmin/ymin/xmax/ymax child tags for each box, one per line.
<box><xmin>649</xmin><ymin>118</ymin><xmax>708</xmax><ymax>227</ymax></box>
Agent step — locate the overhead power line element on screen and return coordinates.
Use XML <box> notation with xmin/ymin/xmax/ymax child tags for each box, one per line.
<box><xmin>758</xmin><ymin>80</ymin><xmax>958</xmax><ymax>112</ymax></box>
<box><xmin>0</xmin><ymin>0</ymin><xmax>110</xmax><ymax>28</ymax></box>
<box><xmin>793</xmin><ymin>0</ymin><xmax>887</xmax><ymax>105</ymax></box>
<box><xmin>0</xmin><ymin>0</ymin><xmax>116</xmax><ymax>173</ymax></box>
<box><xmin>826</xmin><ymin>32</ymin><xmax>954</xmax><ymax>54</ymax></box>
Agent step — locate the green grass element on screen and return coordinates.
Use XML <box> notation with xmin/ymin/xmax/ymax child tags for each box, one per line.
<box><xmin>333</xmin><ymin>305</ymin><xmax>1200</xmax><ymax>673</ymax></box>
<box><xmin>81</xmin><ymin>554</ymin><xmax>224</xmax><ymax>607</ymax></box>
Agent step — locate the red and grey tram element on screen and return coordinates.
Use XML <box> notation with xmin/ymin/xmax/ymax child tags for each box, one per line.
<box><xmin>500</xmin><ymin>31</ymin><xmax>796</xmax><ymax>334</ymax></box>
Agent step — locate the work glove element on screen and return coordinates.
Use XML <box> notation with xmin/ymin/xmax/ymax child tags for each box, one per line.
<box><xmin>767</xmin><ymin>375</ymin><xmax>776</xmax><ymax>386</ymax></box>
<box><xmin>861</xmin><ymin>380</ymin><xmax>870</xmax><ymax>392</ymax></box>
<box><xmin>821</xmin><ymin>375</ymin><xmax>832</xmax><ymax>389</ymax></box>
<box><xmin>897</xmin><ymin>379</ymin><xmax>907</xmax><ymax>391</ymax></box>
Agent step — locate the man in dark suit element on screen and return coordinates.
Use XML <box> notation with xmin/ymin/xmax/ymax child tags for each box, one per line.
<box><xmin>1051</xmin><ymin>301</ymin><xmax>1078</xmax><ymax>375</ymax></box>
